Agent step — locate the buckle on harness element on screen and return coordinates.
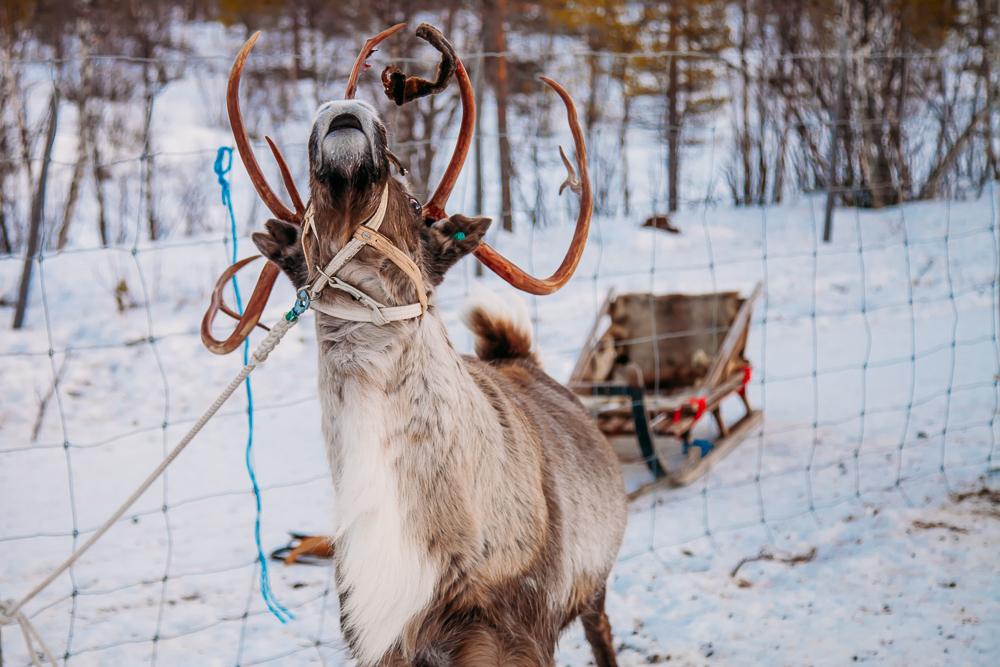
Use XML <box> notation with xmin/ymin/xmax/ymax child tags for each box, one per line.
<box><xmin>318</xmin><ymin>272</ymin><xmax>390</xmax><ymax>326</ymax></box>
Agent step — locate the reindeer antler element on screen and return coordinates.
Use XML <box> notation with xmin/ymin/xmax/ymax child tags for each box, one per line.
<box><xmin>202</xmin><ymin>257</ymin><xmax>281</xmax><ymax>355</ymax></box>
<box><xmin>203</xmin><ymin>27</ymin><xmax>411</xmax><ymax>354</ymax></box>
<box><xmin>227</xmin><ymin>32</ymin><xmax>305</xmax><ymax>225</ymax></box>
<box><xmin>384</xmin><ymin>24</ymin><xmax>592</xmax><ymax>295</ymax></box>
<box><xmin>381</xmin><ymin>24</ymin><xmax>457</xmax><ymax>106</ymax></box>
<box><xmin>404</xmin><ymin>25</ymin><xmax>477</xmax><ymax>225</ymax></box>
<box><xmin>473</xmin><ymin>77</ymin><xmax>592</xmax><ymax>294</ymax></box>
<box><xmin>345</xmin><ymin>23</ymin><xmax>408</xmax><ymax>99</ymax></box>
<box><xmin>201</xmin><ymin>32</ymin><xmax>306</xmax><ymax>355</ymax></box>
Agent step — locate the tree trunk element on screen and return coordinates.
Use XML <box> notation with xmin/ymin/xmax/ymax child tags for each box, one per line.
<box><xmin>738</xmin><ymin>0</ymin><xmax>752</xmax><ymax>206</ymax></box>
<box><xmin>887</xmin><ymin>54</ymin><xmax>912</xmax><ymax>198</ymax></box>
<box><xmin>141</xmin><ymin>60</ymin><xmax>157</xmax><ymax>240</ymax></box>
<box><xmin>837</xmin><ymin>33</ymin><xmax>857</xmax><ymax>203</ymax></box>
<box><xmin>772</xmin><ymin>117</ymin><xmax>789</xmax><ymax>204</ymax></box>
<box><xmin>755</xmin><ymin>86</ymin><xmax>768</xmax><ymax>205</ymax></box>
<box><xmin>0</xmin><ymin>201</ymin><xmax>11</xmax><ymax>254</ymax></box>
<box><xmin>862</xmin><ymin>67</ymin><xmax>897</xmax><ymax>205</ymax></box>
<box><xmin>13</xmin><ymin>89</ymin><xmax>59</xmax><ymax>329</ymax></box>
<box><xmin>619</xmin><ymin>92</ymin><xmax>632</xmax><ymax>217</ymax></box>
<box><xmin>56</xmin><ymin>101</ymin><xmax>88</xmax><ymax>250</ymax></box>
<box><xmin>490</xmin><ymin>0</ymin><xmax>514</xmax><ymax>231</ymax></box>
<box><xmin>977</xmin><ymin>0</ymin><xmax>998</xmax><ymax>182</ymax></box>
<box><xmin>856</xmin><ymin>2</ymin><xmax>894</xmax><ymax>207</ymax></box>
<box><xmin>13</xmin><ymin>70</ymin><xmax>35</xmax><ymax>186</ymax></box>
<box><xmin>91</xmin><ymin>124</ymin><xmax>110</xmax><ymax>247</ymax></box>
<box><xmin>666</xmin><ymin>49</ymin><xmax>680</xmax><ymax>213</ymax></box>
<box><xmin>824</xmin><ymin>1</ymin><xmax>849</xmax><ymax>242</ymax></box>
<box><xmin>418</xmin><ymin>99</ymin><xmax>438</xmax><ymax>196</ymax></box>
<box><xmin>474</xmin><ymin>49</ymin><xmax>485</xmax><ymax>277</ymax></box>
<box><xmin>585</xmin><ymin>53</ymin><xmax>600</xmax><ymax>135</ymax></box>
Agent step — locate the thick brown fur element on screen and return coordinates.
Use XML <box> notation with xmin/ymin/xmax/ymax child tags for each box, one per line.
<box><xmin>464</xmin><ymin>306</ymin><xmax>534</xmax><ymax>362</ymax></box>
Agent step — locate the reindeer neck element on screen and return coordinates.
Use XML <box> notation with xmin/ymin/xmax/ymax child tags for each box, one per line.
<box><xmin>314</xmin><ymin>309</ymin><xmax>485</xmax><ymax>663</ymax></box>
<box><xmin>308</xmin><ymin>185</ymin><xmax>384</xmax><ymax>250</ymax></box>
<box><xmin>313</xmin><ymin>307</ymin><xmax>445</xmax><ymax>384</ymax></box>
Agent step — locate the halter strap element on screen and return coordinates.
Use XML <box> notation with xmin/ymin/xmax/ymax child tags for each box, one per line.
<box><xmin>304</xmin><ymin>185</ymin><xmax>428</xmax><ymax>325</ymax></box>
<box><xmin>352</xmin><ymin>226</ymin><xmax>428</xmax><ymax>312</ymax></box>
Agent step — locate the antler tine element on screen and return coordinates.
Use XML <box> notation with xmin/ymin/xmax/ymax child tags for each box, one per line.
<box><xmin>265</xmin><ymin>135</ymin><xmax>306</xmax><ymax>218</ymax></box>
<box><xmin>557</xmin><ymin>145</ymin><xmax>582</xmax><ymax>195</ymax></box>
<box><xmin>472</xmin><ymin>77</ymin><xmax>593</xmax><ymax>295</ymax></box>
<box><xmin>219</xmin><ymin>300</ymin><xmax>270</xmax><ymax>332</ymax></box>
<box><xmin>345</xmin><ymin>22</ymin><xmax>408</xmax><ymax>99</ymax></box>
<box><xmin>403</xmin><ymin>28</ymin><xmax>590</xmax><ymax>295</ymax></box>
<box><xmin>228</xmin><ymin>32</ymin><xmax>301</xmax><ymax>224</ymax></box>
<box><xmin>420</xmin><ymin>37</ymin><xmax>475</xmax><ymax>223</ymax></box>
<box><xmin>201</xmin><ymin>256</ymin><xmax>280</xmax><ymax>354</ymax></box>
<box><xmin>369</xmin><ymin>23</ymin><xmax>469</xmax><ymax>222</ymax></box>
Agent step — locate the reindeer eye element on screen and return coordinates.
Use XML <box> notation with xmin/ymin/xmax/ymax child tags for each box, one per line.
<box><xmin>407</xmin><ymin>196</ymin><xmax>422</xmax><ymax>214</ymax></box>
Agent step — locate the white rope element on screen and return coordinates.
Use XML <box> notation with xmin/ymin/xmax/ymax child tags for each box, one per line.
<box><xmin>0</xmin><ymin>599</ymin><xmax>58</xmax><ymax>667</ymax></box>
<box><xmin>0</xmin><ymin>315</ymin><xmax>299</xmax><ymax>665</ymax></box>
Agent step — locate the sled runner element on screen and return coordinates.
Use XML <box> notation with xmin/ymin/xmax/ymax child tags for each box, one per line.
<box><xmin>570</xmin><ymin>283</ymin><xmax>763</xmax><ymax>499</ymax></box>
<box><xmin>270</xmin><ymin>532</ymin><xmax>335</xmax><ymax>565</ymax></box>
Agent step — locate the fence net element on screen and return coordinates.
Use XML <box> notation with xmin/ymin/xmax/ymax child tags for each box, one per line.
<box><xmin>0</xmin><ymin>45</ymin><xmax>998</xmax><ymax>666</ymax></box>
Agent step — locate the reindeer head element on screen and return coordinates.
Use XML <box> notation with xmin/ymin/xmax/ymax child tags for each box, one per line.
<box><xmin>308</xmin><ymin>99</ymin><xmax>389</xmax><ymax>213</ymax></box>
<box><xmin>201</xmin><ymin>24</ymin><xmax>592</xmax><ymax>354</ymax></box>
<box><xmin>298</xmin><ymin>48</ymin><xmax>490</xmax><ymax>315</ymax></box>
<box><xmin>297</xmin><ymin>92</ymin><xmax>492</xmax><ymax>318</ymax></box>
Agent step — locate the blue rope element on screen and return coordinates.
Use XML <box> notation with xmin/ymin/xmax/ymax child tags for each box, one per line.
<box><xmin>213</xmin><ymin>147</ymin><xmax>294</xmax><ymax>624</ymax></box>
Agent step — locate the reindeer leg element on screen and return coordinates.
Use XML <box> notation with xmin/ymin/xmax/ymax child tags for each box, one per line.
<box><xmin>580</xmin><ymin>586</ymin><xmax>618</xmax><ymax>667</ymax></box>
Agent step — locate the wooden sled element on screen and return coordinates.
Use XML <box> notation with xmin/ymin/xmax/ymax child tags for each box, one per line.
<box><xmin>570</xmin><ymin>283</ymin><xmax>763</xmax><ymax>500</ymax></box>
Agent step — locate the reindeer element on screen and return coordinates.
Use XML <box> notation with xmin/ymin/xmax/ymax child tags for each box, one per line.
<box><xmin>202</xmin><ymin>25</ymin><xmax>626</xmax><ymax>667</ymax></box>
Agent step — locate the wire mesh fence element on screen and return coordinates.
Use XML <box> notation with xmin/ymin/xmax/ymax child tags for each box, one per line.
<box><xmin>0</xmin><ymin>43</ymin><xmax>998</xmax><ymax>665</ymax></box>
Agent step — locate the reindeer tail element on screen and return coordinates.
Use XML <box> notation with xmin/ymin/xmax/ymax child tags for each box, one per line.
<box><xmin>462</xmin><ymin>290</ymin><xmax>535</xmax><ymax>363</ymax></box>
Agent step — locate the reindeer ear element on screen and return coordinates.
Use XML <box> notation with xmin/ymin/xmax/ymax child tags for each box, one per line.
<box><xmin>252</xmin><ymin>219</ymin><xmax>310</xmax><ymax>288</ymax></box>
<box><xmin>421</xmin><ymin>214</ymin><xmax>491</xmax><ymax>285</ymax></box>
<box><xmin>252</xmin><ymin>219</ymin><xmax>297</xmax><ymax>259</ymax></box>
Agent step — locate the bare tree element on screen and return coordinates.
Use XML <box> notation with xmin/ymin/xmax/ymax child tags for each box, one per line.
<box><xmin>485</xmin><ymin>0</ymin><xmax>515</xmax><ymax>231</ymax></box>
<box><xmin>13</xmin><ymin>89</ymin><xmax>59</xmax><ymax>329</ymax></box>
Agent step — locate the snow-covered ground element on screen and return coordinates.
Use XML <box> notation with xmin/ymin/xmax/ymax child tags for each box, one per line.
<box><xmin>1</xmin><ymin>180</ymin><xmax>997</xmax><ymax>665</ymax></box>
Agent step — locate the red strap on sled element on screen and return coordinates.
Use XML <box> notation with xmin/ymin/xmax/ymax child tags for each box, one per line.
<box><xmin>690</xmin><ymin>396</ymin><xmax>707</xmax><ymax>422</ymax></box>
<box><xmin>738</xmin><ymin>364</ymin><xmax>753</xmax><ymax>398</ymax></box>
<box><xmin>672</xmin><ymin>396</ymin><xmax>708</xmax><ymax>426</ymax></box>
